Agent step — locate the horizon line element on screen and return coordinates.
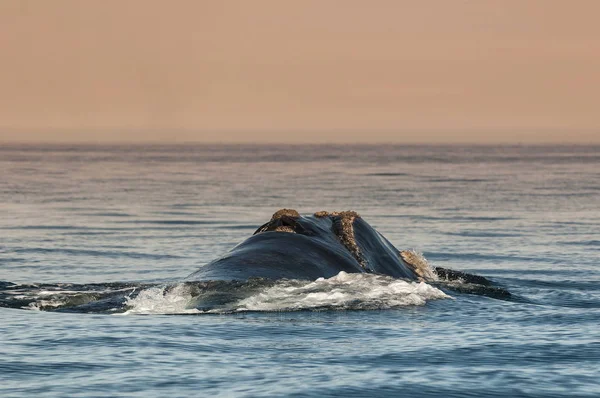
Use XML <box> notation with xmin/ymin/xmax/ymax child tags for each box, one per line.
<box><xmin>2</xmin><ymin>140</ymin><xmax>600</xmax><ymax>147</ymax></box>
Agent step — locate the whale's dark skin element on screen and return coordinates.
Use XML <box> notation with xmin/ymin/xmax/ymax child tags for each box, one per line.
<box><xmin>186</xmin><ymin>209</ymin><xmax>428</xmax><ymax>282</ymax></box>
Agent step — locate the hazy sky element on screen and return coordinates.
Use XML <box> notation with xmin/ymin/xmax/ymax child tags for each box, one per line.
<box><xmin>1</xmin><ymin>1</ymin><xmax>599</xmax><ymax>143</ymax></box>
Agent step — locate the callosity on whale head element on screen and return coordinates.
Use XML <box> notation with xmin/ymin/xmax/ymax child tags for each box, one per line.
<box><xmin>185</xmin><ymin>209</ymin><xmax>436</xmax><ymax>282</ymax></box>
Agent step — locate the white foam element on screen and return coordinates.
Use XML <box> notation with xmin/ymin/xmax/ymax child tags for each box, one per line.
<box><xmin>121</xmin><ymin>272</ymin><xmax>450</xmax><ymax>315</ymax></box>
<box><xmin>18</xmin><ymin>287</ymin><xmax>139</xmax><ymax>312</ymax></box>
<box><xmin>235</xmin><ymin>272</ymin><xmax>449</xmax><ymax>312</ymax></box>
<box><xmin>37</xmin><ymin>290</ymin><xmax>82</xmax><ymax>296</ymax></box>
<box><xmin>122</xmin><ymin>284</ymin><xmax>201</xmax><ymax>315</ymax></box>
<box><xmin>25</xmin><ymin>299</ymin><xmax>66</xmax><ymax>311</ymax></box>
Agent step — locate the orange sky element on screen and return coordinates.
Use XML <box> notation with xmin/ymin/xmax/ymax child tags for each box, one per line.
<box><xmin>1</xmin><ymin>1</ymin><xmax>599</xmax><ymax>143</ymax></box>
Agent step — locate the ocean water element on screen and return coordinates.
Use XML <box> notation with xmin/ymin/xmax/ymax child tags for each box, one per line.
<box><xmin>1</xmin><ymin>144</ymin><xmax>599</xmax><ymax>397</ymax></box>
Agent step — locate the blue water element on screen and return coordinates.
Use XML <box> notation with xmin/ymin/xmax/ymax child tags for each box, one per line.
<box><xmin>1</xmin><ymin>144</ymin><xmax>599</xmax><ymax>397</ymax></box>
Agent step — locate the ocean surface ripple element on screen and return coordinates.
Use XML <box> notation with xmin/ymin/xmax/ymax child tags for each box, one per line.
<box><xmin>1</xmin><ymin>144</ymin><xmax>599</xmax><ymax>397</ymax></box>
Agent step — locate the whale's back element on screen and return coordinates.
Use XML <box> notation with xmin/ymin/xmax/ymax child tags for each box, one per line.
<box><xmin>186</xmin><ymin>210</ymin><xmax>420</xmax><ymax>282</ymax></box>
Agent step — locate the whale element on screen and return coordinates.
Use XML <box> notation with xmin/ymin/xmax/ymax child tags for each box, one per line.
<box><xmin>0</xmin><ymin>208</ymin><xmax>509</xmax><ymax>314</ymax></box>
<box><xmin>186</xmin><ymin>209</ymin><xmax>493</xmax><ymax>291</ymax></box>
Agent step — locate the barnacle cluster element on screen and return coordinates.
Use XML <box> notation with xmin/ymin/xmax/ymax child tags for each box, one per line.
<box><xmin>271</xmin><ymin>208</ymin><xmax>300</xmax><ymax>220</ymax></box>
<box><xmin>315</xmin><ymin>210</ymin><xmax>366</xmax><ymax>269</ymax></box>
<box><xmin>400</xmin><ymin>249</ymin><xmax>437</xmax><ymax>281</ymax></box>
<box><xmin>273</xmin><ymin>225</ymin><xmax>295</xmax><ymax>233</ymax></box>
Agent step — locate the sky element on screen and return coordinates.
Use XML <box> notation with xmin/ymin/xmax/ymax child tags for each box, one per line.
<box><xmin>1</xmin><ymin>1</ymin><xmax>599</xmax><ymax>144</ymax></box>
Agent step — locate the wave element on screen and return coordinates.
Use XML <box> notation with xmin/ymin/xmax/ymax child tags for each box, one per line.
<box><xmin>0</xmin><ymin>281</ymin><xmax>148</xmax><ymax>313</ymax></box>
<box><xmin>0</xmin><ymin>272</ymin><xmax>450</xmax><ymax>315</ymax></box>
<box><xmin>124</xmin><ymin>272</ymin><xmax>450</xmax><ymax>315</ymax></box>
<box><xmin>9</xmin><ymin>247</ymin><xmax>183</xmax><ymax>260</ymax></box>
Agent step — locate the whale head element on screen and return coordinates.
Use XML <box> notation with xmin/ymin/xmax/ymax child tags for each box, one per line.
<box><xmin>187</xmin><ymin>209</ymin><xmax>433</xmax><ymax>282</ymax></box>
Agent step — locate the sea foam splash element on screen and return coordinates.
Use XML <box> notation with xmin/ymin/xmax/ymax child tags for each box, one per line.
<box><xmin>123</xmin><ymin>284</ymin><xmax>202</xmax><ymax>315</ymax></box>
<box><xmin>122</xmin><ymin>272</ymin><xmax>450</xmax><ymax>315</ymax></box>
